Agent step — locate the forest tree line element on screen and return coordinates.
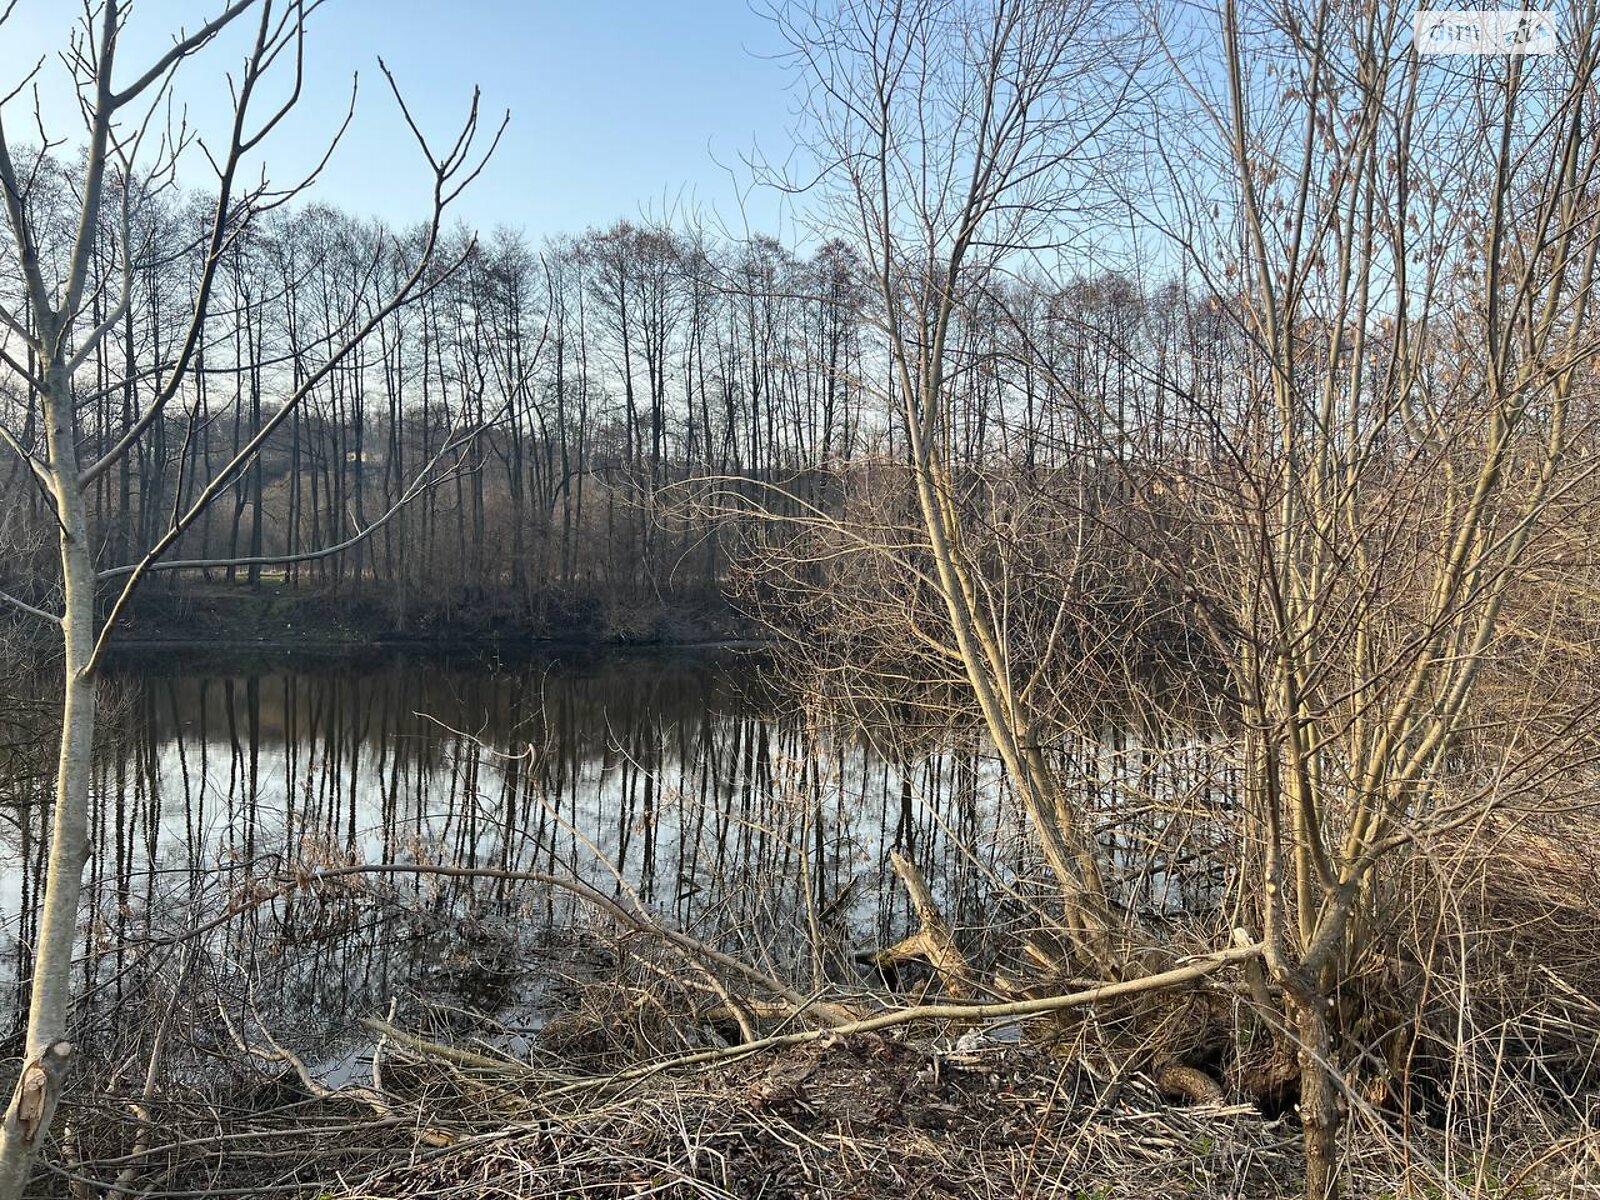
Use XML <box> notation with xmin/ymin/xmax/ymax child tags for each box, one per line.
<box><xmin>0</xmin><ymin>151</ymin><xmax>1263</xmax><ymax>636</ymax></box>
<box><xmin>0</xmin><ymin>174</ymin><xmax>874</xmax><ymax>624</ymax></box>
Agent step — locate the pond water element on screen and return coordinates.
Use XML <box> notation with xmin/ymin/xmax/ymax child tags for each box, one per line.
<box><xmin>0</xmin><ymin>646</ymin><xmax>1231</xmax><ymax>1069</ymax></box>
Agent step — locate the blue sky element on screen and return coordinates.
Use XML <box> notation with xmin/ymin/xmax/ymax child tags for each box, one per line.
<box><xmin>0</xmin><ymin>0</ymin><xmax>800</xmax><ymax>239</ymax></box>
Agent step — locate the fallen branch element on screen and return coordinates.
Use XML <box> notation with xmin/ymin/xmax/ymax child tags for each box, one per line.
<box><xmin>357</xmin><ymin>1019</ymin><xmax>538</xmax><ymax>1076</ymax></box>
<box><xmin>363</xmin><ymin>942</ymin><xmax>1265</xmax><ymax>1097</ymax></box>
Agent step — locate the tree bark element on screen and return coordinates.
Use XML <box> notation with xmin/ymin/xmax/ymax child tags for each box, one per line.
<box><xmin>1291</xmin><ymin>991</ymin><xmax>1342</xmax><ymax>1200</ymax></box>
<box><xmin>0</xmin><ymin>365</ymin><xmax>98</xmax><ymax>1196</ymax></box>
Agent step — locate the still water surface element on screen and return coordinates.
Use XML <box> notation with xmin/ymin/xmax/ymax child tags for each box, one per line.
<box><xmin>0</xmin><ymin>646</ymin><xmax>1227</xmax><ymax>1066</ymax></box>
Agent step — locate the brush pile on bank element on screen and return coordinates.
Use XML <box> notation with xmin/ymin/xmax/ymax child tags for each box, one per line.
<box><xmin>46</xmin><ymin>987</ymin><xmax>1597</xmax><ymax>1200</ymax></box>
<box><xmin>347</xmin><ymin>1034</ymin><xmax>1292</xmax><ymax>1200</ymax></box>
<box><xmin>33</xmin><ymin>908</ymin><xmax>1599</xmax><ymax>1200</ymax></box>
<box><xmin>53</xmin><ymin>1019</ymin><xmax>1299</xmax><ymax>1199</ymax></box>
<box><xmin>20</xmin><ymin>808</ymin><xmax>1600</xmax><ymax>1199</ymax></box>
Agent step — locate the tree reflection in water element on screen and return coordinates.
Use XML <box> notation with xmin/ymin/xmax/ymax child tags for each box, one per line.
<box><xmin>0</xmin><ymin>647</ymin><xmax>1232</xmax><ymax>1072</ymax></box>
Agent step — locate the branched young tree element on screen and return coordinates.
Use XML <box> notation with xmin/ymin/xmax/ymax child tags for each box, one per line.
<box><xmin>768</xmin><ymin>0</ymin><xmax>1150</xmax><ymax>974</ymax></box>
<box><xmin>1089</xmin><ymin>2</ymin><xmax>1600</xmax><ymax>1194</ymax></box>
<box><xmin>0</xmin><ymin>2</ymin><xmax>500</xmax><ymax>1191</ymax></box>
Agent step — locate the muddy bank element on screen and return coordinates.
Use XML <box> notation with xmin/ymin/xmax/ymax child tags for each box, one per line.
<box><xmin>346</xmin><ymin>1035</ymin><xmax>1296</xmax><ymax>1200</ymax></box>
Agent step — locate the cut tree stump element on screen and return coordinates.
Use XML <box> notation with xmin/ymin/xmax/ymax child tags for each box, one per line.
<box><xmin>869</xmin><ymin>851</ymin><xmax>976</xmax><ymax>1000</ymax></box>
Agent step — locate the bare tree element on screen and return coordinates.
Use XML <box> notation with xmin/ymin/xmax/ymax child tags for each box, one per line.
<box><xmin>0</xmin><ymin>2</ymin><xmax>500</xmax><ymax>1190</ymax></box>
<box><xmin>1101</xmin><ymin>3</ymin><xmax>1600</xmax><ymax>1193</ymax></box>
<box><xmin>767</xmin><ymin>0</ymin><xmax>1149</xmax><ymax>971</ymax></box>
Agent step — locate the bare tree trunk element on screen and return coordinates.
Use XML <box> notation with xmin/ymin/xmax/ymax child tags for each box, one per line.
<box><xmin>1291</xmin><ymin>990</ymin><xmax>1341</xmax><ymax>1200</ymax></box>
<box><xmin>0</xmin><ymin>8</ymin><xmax>499</xmax><ymax>1190</ymax></box>
<box><xmin>0</xmin><ymin>366</ymin><xmax>97</xmax><ymax>1195</ymax></box>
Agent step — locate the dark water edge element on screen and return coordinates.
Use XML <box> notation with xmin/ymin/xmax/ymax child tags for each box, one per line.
<box><xmin>103</xmin><ymin>636</ymin><xmax>774</xmax><ymax>667</ymax></box>
<box><xmin>111</xmin><ymin>580</ymin><xmax>758</xmax><ymax>651</ymax></box>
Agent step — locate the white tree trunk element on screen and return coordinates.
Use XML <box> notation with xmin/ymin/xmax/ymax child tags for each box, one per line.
<box><xmin>0</xmin><ymin>367</ymin><xmax>99</xmax><ymax>1197</ymax></box>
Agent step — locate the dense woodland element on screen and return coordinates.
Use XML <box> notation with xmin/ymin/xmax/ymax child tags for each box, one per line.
<box><xmin>0</xmin><ymin>175</ymin><xmax>1220</xmax><ymax>638</ymax></box>
<box><xmin>0</xmin><ymin>197</ymin><xmax>888</xmax><ymax>627</ymax></box>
